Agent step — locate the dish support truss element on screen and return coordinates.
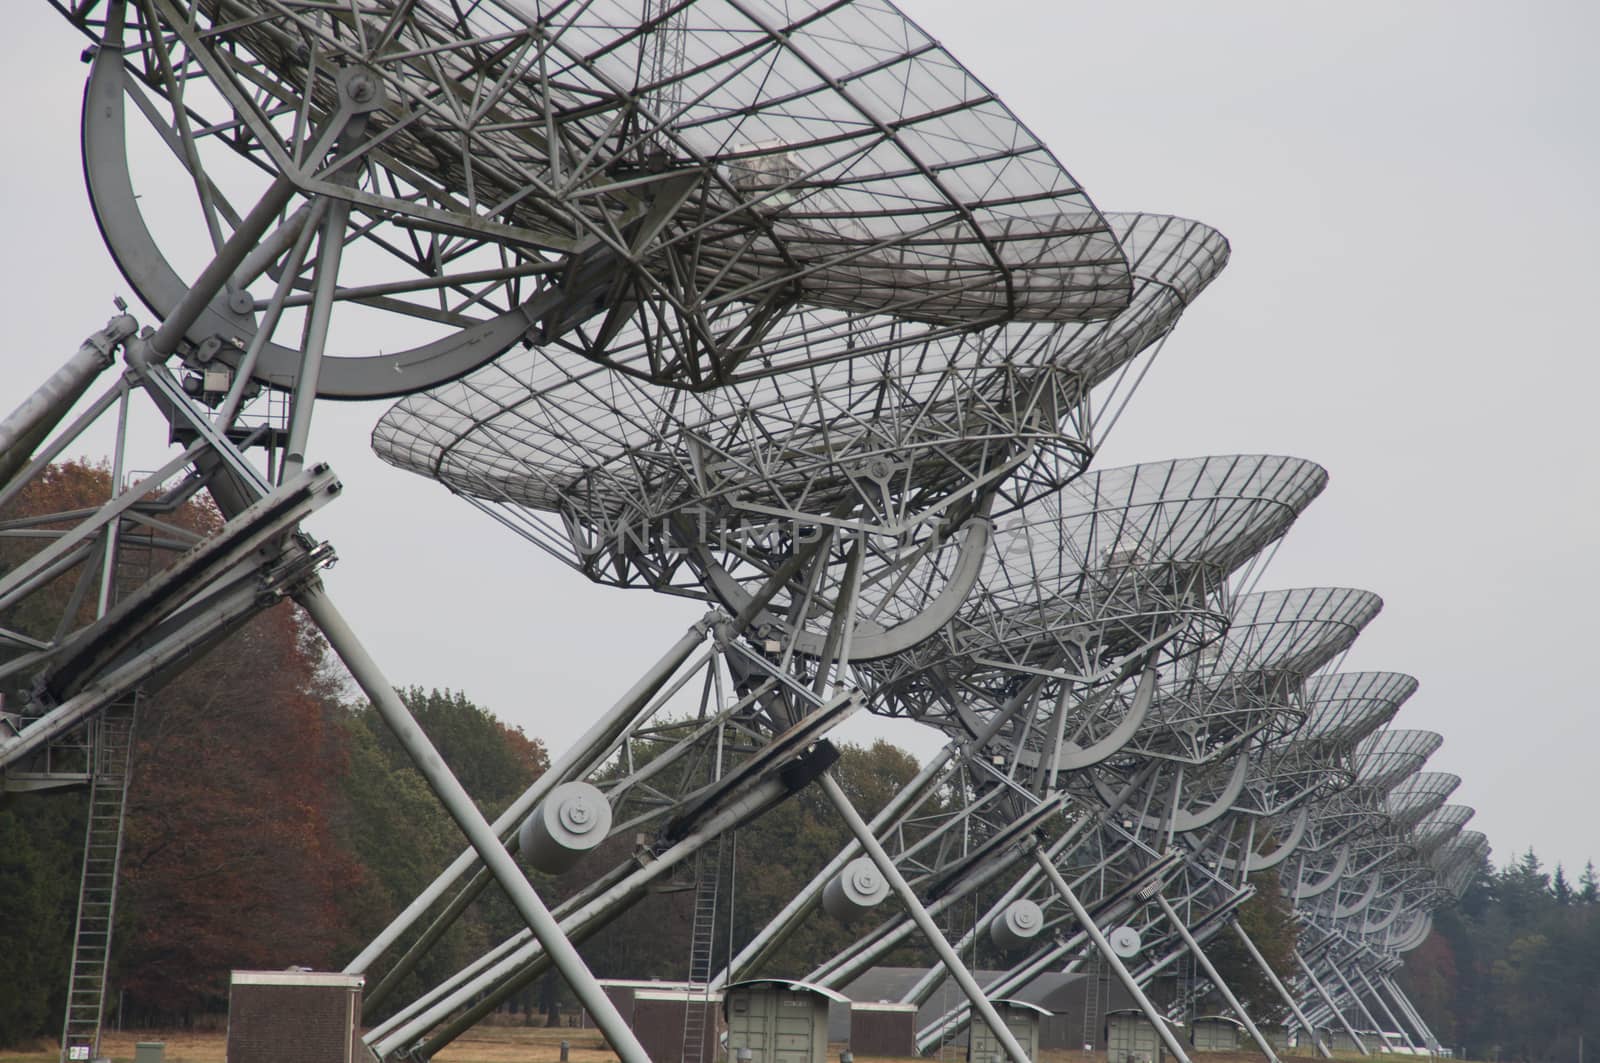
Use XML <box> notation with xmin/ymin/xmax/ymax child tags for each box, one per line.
<box><xmin>2</xmin><ymin>317</ymin><xmax>1475</xmax><ymax>1062</ymax></box>
<box><xmin>7</xmin><ymin>2</ymin><xmax>1481</xmax><ymax>1060</ymax></box>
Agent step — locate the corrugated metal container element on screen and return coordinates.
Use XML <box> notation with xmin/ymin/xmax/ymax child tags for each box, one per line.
<box><xmin>1107</xmin><ymin>1009</ymin><xmax>1166</xmax><ymax>1063</ymax></box>
<box><xmin>1192</xmin><ymin>1016</ymin><xmax>1243</xmax><ymax>1051</ymax></box>
<box><xmin>1331</xmin><ymin>1027</ymin><xmax>1367</xmax><ymax>1053</ymax></box>
<box><xmin>227</xmin><ymin>971</ymin><xmax>363</xmax><ymax>1063</ymax></box>
<box><xmin>848</xmin><ymin>1002</ymin><xmax>917</xmax><ymax>1057</ymax></box>
<box><xmin>970</xmin><ymin>999</ymin><xmax>1048</xmax><ymax>1062</ymax></box>
<box><xmin>629</xmin><ymin>988</ymin><xmax>722</xmax><ymax>1063</ymax></box>
<box><xmin>724</xmin><ymin>980</ymin><xmax>846</xmax><ymax>1063</ymax></box>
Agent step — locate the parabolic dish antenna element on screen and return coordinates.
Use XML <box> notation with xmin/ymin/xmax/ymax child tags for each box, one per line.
<box><xmin>372</xmin><ymin>213</ymin><xmax>1226</xmax><ymax>659</ymax></box>
<box><xmin>58</xmin><ymin>0</ymin><xmax>1134</xmax><ymax>396</ymax></box>
<box><xmin>857</xmin><ymin>453</ymin><xmax>1326</xmax><ymax>724</ymax></box>
<box><xmin>1228</xmin><ymin>671</ymin><xmax>1416</xmax><ymax>817</ymax></box>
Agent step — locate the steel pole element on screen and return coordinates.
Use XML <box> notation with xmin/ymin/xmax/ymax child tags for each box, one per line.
<box><xmin>144</xmin><ymin>178</ymin><xmax>298</xmax><ymax>360</ymax></box>
<box><xmin>346</xmin><ymin>620</ymin><xmax>709</xmax><ymax>976</ymax></box>
<box><xmin>819</xmin><ymin>841</ymin><xmax>1032</xmax><ymax>995</ymax></box>
<box><xmin>1381</xmin><ymin>975</ymin><xmax>1429</xmax><ymax>1048</ymax></box>
<box><xmin>1154</xmin><ymin>897</ymin><xmax>1280</xmax><ymax>1063</ymax></box>
<box><xmin>1327</xmin><ymin>956</ymin><xmax>1383</xmax><ymax>1038</ymax></box>
<box><xmin>1357</xmin><ymin>967</ymin><xmax>1415</xmax><ymax>1049</ymax></box>
<box><xmin>898</xmin><ymin>816</ymin><xmax>1092</xmax><ymax>1007</ymax></box>
<box><xmin>1033</xmin><ymin>851</ymin><xmax>1195</xmax><ymax>1063</ymax></box>
<box><xmin>728</xmin><ymin>670</ymin><xmax>1052</xmax><ymax>990</ymax></box>
<box><xmin>716</xmin><ymin>743</ymin><xmax>957</xmax><ymax>987</ymax></box>
<box><xmin>817</xmin><ymin>772</ymin><xmax>1034</xmax><ymax>1063</ymax></box>
<box><xmin>1381</xmin><ymin>975</ymin><xmax>1439</xmax><ymax>1053</ymax></box>
<box><xmin>297</xmin><ymin>584</ymin><xmax>650</xmax><ymax>1063</ymax></box>
<box><xmin>388</xmin><ymin>777</ymin><xmax>793</xmax><ymax>1059</ymax></box>
<box><xmin>0</xmin><ymin>380</ymin><xmax>125</xmax><ymax>515</ymax></box>
<box><xmin>280</xmin><ymin>195</ymin><xmax>351</xmax><ymax>481</ymax></box>
<box><xmin>1294</xmin><ymin>951</ymin><xmax>1367</xmax><ymax>1056</ymax></box>
<box><xmin>1233</xmin><ymin>924</ymin><xmax>1331</xmax><ymax>1059</ymax></box>
<box><xmin>0</xmin><ymin>315</ymin><xmax>136</xmax><ymax>486</ymax></box>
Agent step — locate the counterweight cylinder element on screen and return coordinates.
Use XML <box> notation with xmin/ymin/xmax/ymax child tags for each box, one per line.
<box><xmin>518</xmin><ymin>782</ymin><xmax>612</xmax><ymax>874</ymax></box>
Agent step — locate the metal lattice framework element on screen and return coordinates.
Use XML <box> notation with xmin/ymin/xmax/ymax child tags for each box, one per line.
<box><xmin>857</xmin><ymin>454</ymin><xmax>1325</xmax><ymax>724</ymax></box>
<box><xmin>56</xmin><ymin>0</ymin><xmax>1137</xmax><ymax>399</ymax></box>
<box><xmin>1385</xmin><ymin>772</ymin><xmax>1462</xmax><ymax>833</ymax></box>
<box><xmin>371</xmin><ymin>213</ymin><xmax>1228</xmax><ymax>673</ymax></box>
<box><xmin>1222</xmin><ymin>671</ymin><xmax>1417</xmax><ymax>826</ymax></box>
<box><xmin>0</xmin><ymin>3</ymin><xmax>1494</xmax><ymax>1062</ymax></box>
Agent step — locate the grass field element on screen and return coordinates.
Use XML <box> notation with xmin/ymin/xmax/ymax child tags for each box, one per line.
<box><xmin>0</xmin><ymin>1027</ymin><xmax>1425</xmax><ymax>1063</ymax></box>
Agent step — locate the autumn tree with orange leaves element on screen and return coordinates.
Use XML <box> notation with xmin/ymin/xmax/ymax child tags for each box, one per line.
<box><xmin>0</xmin><ymin>462</ymin><xmax>548</xmax><ymax>1038</ymax></box>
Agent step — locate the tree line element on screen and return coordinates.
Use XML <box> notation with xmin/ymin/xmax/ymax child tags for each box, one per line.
<box><xmin>1395</xmin><ymin>849</ymin><xmax>1600</xmax><ymax>1061</ymax></box>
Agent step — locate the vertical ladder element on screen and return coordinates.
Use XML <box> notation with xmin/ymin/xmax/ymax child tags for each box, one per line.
<box><xmin>1083</xmin><ymin>952</ymin><xmax>1104</xmax><ymax>1051</ymax></box>
<box><xmin>60</xmin><ymin>694</ymin><xmax>139</xmax><ymax>1063</ymax></box>
<box><xmin>681</xmin><ymin>837</ymin><xmax>723</xmax><ymax>1063</ymax></box>
<box><xmin>61</xmin><ymin>523</ymin><xmax>155</xmax><ymax>1062</ymax></box>
<box><xmin>1173</xmin><ymin>946</ymin><xmax>1194</xmax><ymax>1026</ymax></box>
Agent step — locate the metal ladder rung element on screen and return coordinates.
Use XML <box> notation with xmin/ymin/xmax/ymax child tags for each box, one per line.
<box><xmin>60</xmin><ymin>692</ymin><xmax>140</xmax><ymax>1063</ymax></box>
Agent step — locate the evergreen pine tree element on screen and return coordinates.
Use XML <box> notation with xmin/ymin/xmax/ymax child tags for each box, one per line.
<box><xmin>1553</xmin><ymin>863</ymin><xmax>1573</xmax><ymax>904</ymax></box>
<box><xmin>1580</xmin><ymin>860</ymin><xmax>1599</xmax><ymax>904</ymax></box>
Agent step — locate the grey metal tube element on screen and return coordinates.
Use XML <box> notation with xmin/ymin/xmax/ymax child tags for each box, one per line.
<box><xmin>0</xmin><ymin>316</ymin><xmax>135</xmax><ymax>486</ymax></box>
<box><xmin>0</xmin><ymin>566</ymin><xmax>269</xmax><ymax>769</ymax></box>
<box><xmin>94</xmin><ymin>389</ymin><xmax>132</xmax><ymax>618</ymax></box>
<box><xmin>146</xmin><ymin>177</ymin><xmax>298</xmax><ymax>359</ymax></box>
<box><xmin>280</xmin><ymin>196</ymin><xmax>351</xmax><ymax>480</ymax></box>
<box><xmin>912</xmin><ymin>852</ymin><xmax>1184</xmax><ymax>1051</ymax></box>
<box><xmin>0</xmin><ymin>380</ymin><xmax>124</xmax><ymax>514</ymax></box>
<box><xmin>916</xmin><ymin>930</ymin><xmax>1096</xmax><ymax>1051</ymax></box>
<box><xmin>818</xmin><ymin>772</ymin><xmax>1034</xmax><ymax>1063</ymax></box>
<box><xmin>297</xmin><ymin>585</ymin><xmax>650</xmax><ymax>1063</ymax></box>
<box><xmin>775</xmin><ymin>674</ymin><xmax>1055</xmax><ymax>991</ymax></box>
<box><xmin>385</xmin><ymin>777</ymin><xmax>791</xmax><ymax>1058</ymax></box>
<box><xmin>230</xmin><ymin>203</ymin><xmax>314</xmax><ymax>291</ymax></box>
<box><xmin>1154</xmin><ymin>896</ymin><xmax>1280</xmax><ymax>1063</ymax></box>
<box><xmin>345</xmin><ymin>620</ymin><xmax>708</xmax><ymax>975</ymax></box>
<box><xmin>1327</xmin><ymin>955</ymin><xmax>1384</xmax><ymax>1036</ymax></box>
<box><xmin>214</xmin><ymin>199</ymin><xmax>326</xmax><ymax>430</ymax></box>
<box><xmin>363</xmin><ymin>920</ymin><xmax>530</xmax><ymax>1046</ymax></box>
<box><xmin>816</xmin><ymin>841</ymin><xmax>1031</xmax><ymax>994</ymax></box>
<box><xmin>1357</xmin><ymin>966</ymin><xmax>1414</xmax><ymax>1048</ymax></box>
<box><xmin>900</xmin><ymin>816</ymin><xmax>1090</xmax><ymax>1006</ymax></box>
<box><xmin>1236</xmin><ymin>926</ymin><xmax>1331</xmax><ymax>1058</ymax></box>
<box><xmin>359</xmin><ymin>864</ymin><xmax>494</xmax><ymax>1018</ymax></box>
<box><xmin>1381</xmin><ymin>975</ymin><xmax>1439</xmax><ymax>1052</ymax></box>
<box><xmin>1286</xmin><ymin>954</ymin><xmax>1363</xmax><ymax>1056</ymax></box>
<box><xmin>1033</xmin><ymin>851</ymin><xmax>1194</xmax><ymax>1063</ymax></box>
<box><xmin>715</xmin><ymin>742</ymin><xmax>957</xmax><ymax>987</ymax></box>
<box><xmin>0</xmin><ymin>442</ymin><xmax>202</xmax><ymax>610</ymax></box>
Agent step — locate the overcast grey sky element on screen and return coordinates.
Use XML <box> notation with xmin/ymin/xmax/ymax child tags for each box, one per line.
<box><xmin>4</xmin><ymin>2</ymin><xmax>1597</xmax><ymax>874</ymax></box>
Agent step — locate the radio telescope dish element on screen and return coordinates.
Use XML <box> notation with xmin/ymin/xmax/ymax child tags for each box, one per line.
<box><xmin>373</xmin><ymin>213</ymin><xmax>1226</xmax><ymax>658</ymax></box>
<box><xmin>58</xmin><ymin>0</ymin><xmax>1136</xmax><ymax>396</ymax></box>
<box><xmin>858</xmin><ymin>453</ymin><xmax>1326</xmax><ymax>728</ymax></box>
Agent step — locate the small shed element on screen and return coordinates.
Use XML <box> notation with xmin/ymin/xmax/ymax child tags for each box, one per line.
<box><xmin>1329</xmin><ymin>1027</ymin><xmax>1366</xmax><ymax>1054</ymax></box>
<box><xmin>1257</xmin><ymin>1021</ymin><xmax>1292</xmax><ymax>1052</ymax></box>
<box><xmin>227</xmin><ymin>970</ymin><xmax>364</xmax><ymax>1063</ymax></box>
<box><xmin>585</xmin><ymin>980</ymin><xmax>721</xmax><ymax>1062</ymax></box>
<box><xmin>1106</xmin><ymin>1009</ymin><xmax>1178</xmax><ymax>1063</ymax></box>
<box><xmin>724</xmin><ymin>979</ymin><xmax>848</xmax><ymax>1063</ymax></box>
<box><xmin>848</xmin><ymin>1002</ymin><xmax>917</xmax><ymax>1058</ymax></box>
<box><xmin>970</xmin><ymin>999</ymin><xmax>1050</xmax><ymax>1062</ymax></box>
<box><xmin>633</xmin><ymin>987</ymin><xmax>722</xmax><ymax>1063</ymax></box>
<box><xmin>1191</xmin><ymin>1015</ymin><xmax>1244</xmax><ymax>1052</ymax></box>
